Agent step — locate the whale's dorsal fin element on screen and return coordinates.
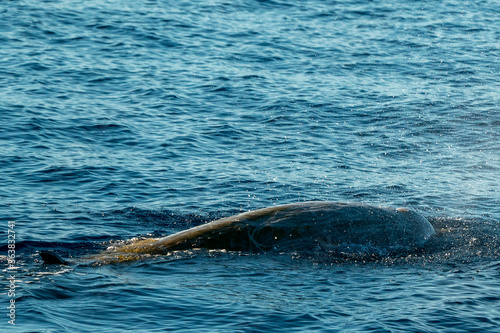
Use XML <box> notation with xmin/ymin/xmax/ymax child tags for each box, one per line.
<box><xmin>40</xmin><ymin>251</ymin><xmax>69</xmax><ymax>265</ymax></box>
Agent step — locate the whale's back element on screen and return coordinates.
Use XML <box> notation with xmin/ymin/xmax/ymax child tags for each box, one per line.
<box><xmin>116</xmin><ymin>202</ymin><xmax>435</xmax><ymax>255</ymax></box>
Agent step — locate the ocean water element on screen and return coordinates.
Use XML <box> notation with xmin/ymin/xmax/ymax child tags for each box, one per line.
<box><xmin>1</xmin><ymin>0</ymin><xmax>499</xmax><ymax>331</ymax></box>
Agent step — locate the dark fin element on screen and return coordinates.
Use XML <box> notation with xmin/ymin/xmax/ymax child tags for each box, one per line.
<box><xmin>40</xmin><ymin>251</ymin><xmax>69</xmax><ymax>265</ymax></box>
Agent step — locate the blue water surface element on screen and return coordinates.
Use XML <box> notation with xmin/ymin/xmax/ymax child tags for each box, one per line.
<box><xmin>1</xmin><ymin>0</ymin><xmax>499</xmax><ymax>332</ymax></box>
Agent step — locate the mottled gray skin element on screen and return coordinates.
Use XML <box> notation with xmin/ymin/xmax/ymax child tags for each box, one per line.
<box><xmin>119</xmin><ymin>201</ymin><xmax>435</xmax><ymax>255</ymax></box>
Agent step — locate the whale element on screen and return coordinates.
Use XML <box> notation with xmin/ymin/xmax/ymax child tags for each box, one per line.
<box><xmin>40</xmin><ymin>201</ymin><xmax>435</xmax><ymax>264</ymax></box>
